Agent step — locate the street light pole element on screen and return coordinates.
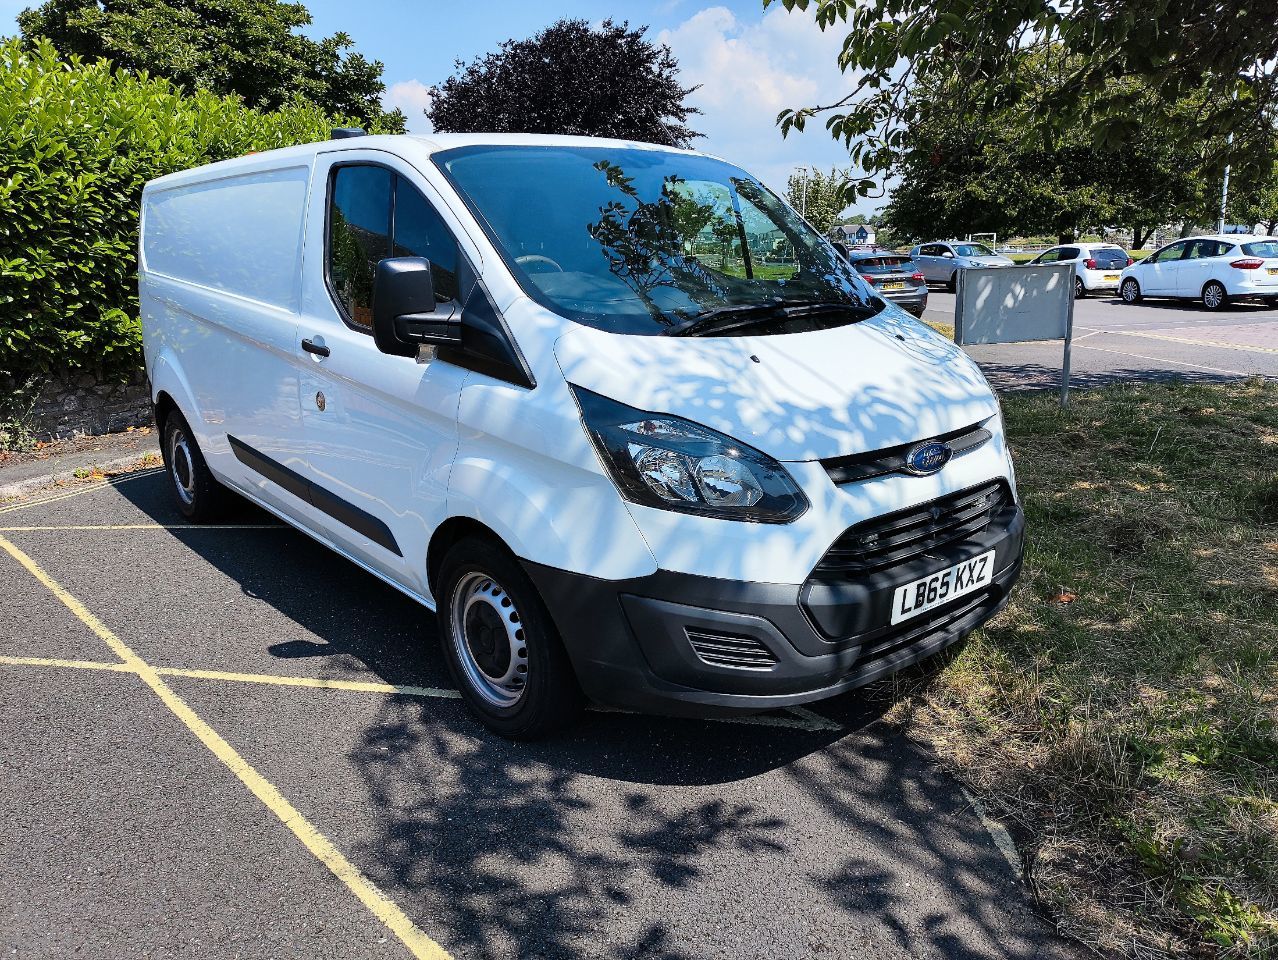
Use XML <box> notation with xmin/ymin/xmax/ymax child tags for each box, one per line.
<box><xmin>1218</xmin><ymin>146</ymin><xmax>1232</xmax><ymax>235</ymax></box>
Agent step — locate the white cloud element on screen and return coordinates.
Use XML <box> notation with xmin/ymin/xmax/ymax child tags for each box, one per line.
<box><xmin>659</xmin><ymin>5</ymin><xmax>872</xmax><ymax>209</ymax></box>
<box><xmin>383</xmin><ymin>79</ymin><xmax>433</xmax><ymax>134</ymax></box>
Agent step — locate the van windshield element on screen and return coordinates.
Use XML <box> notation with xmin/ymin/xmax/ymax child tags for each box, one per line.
<box><xmin>434</xmin><ymin>144</ymin><xmax>880</xmax><ymax>336</ymax></box>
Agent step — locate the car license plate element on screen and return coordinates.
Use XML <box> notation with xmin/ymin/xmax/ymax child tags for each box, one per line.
<box><xmin>1104</xmin><ymin>273</ymin><xmax>1120</xmax><ymax>281</ymax></box>
<box><xmin>891</xmin><ymin>550</ymin><xmax>995</xmax><ymax>625</ymax></box>
<box><xmin>1269</xmin><ymin>267</ymin><xmax>1278</xmax><ymax>276</ymax></box>
<box><xmin>881</xmin><ymin>281</ymin><xmax>905</xmax><ymax>290</ymax></box>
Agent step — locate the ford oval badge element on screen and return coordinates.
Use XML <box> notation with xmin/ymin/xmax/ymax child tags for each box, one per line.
<box><xmin>904</xmin><ymin>440</ymin><xmax>952</xmax><ymax>476</ymax></box>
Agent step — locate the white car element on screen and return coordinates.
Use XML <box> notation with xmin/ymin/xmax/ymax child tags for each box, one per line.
<box><xmin>1029</xmin><ymin>243</ymin><xmax>1132</xmax><ymax>298</ymax></box>
<box><xmin>1119</xmin><ymin>235</ymin><xmax>1278</xmax><ymax>310</ymax></box>
<box><xmin>909</xmin><ymin>241</ymin><xmax>1014</xmax><ymax>289</ymax></box>
<box><xmin>139</xmin><ymin>132</ymin><xmax>1023</xmax><ymax>738</ymax></box>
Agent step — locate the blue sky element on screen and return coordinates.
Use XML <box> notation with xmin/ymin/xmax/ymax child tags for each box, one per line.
<box><xmin>1</xmin><ymin>0</ymin><xmax>876</xmax><ymax>213</ymax></box>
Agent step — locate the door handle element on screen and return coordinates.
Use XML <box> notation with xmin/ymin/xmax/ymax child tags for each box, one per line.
<box><xmin>301</xmin><ymin>338</ymin><xmax>330</xmax><ymax>358</ymax></box>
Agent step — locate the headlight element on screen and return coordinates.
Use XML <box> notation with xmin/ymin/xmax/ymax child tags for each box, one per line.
<box><xmin>571</xmin><ymin>386</ymin><xmax>809</xmax><ymax>523</ymax></box>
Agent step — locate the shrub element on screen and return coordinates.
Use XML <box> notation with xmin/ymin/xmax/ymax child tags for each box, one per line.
<box><xmin>0</xmin><ymin>38</ymin><xmax>385</xmax><ymax>384</ymax></box>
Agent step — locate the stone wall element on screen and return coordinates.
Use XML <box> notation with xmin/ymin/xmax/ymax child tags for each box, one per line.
<box><xmin>6</xmin><ymin>367</ymin><xmax>152</xmax><ymax>441</ymax></box>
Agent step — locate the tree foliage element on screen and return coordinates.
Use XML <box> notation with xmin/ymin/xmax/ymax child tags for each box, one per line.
<box><xmin>18</xmin><ymin>0</ymin><xmax>401</xmax><ymax>129</ymax></box>
<box><xmin>1234</xmin><ymin>159</ymin><xmax>1278</xmax><ymax>235</ymax></box>
<box><xmin>0</xmin><ymin>39</ymin><xmax>383</xmax><ymax>384</ymax></box>
<box><xmin>785</xmin><ymin>167</ymin><xmax>849</xmax><ymax>235</ymax></box>
<box><xmin>881</xmin><ymin>49</ymin><xmax>1251</xmax><ymax>245</ymax></box>
<box><xmin>427</xmin><ymin>19</ymin><xmax>700</xmax><ymax>147</ymax></box>
<box><xmin>767</xmin><ymin>0</ymin><xmax>1278</xmax><ymax>197</ymax></box>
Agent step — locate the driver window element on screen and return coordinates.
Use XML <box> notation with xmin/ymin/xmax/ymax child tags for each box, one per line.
<box><xmin>393</xmin><ymin>178</ymin><xmax>460</xmax><ymax>302</ymax></box>
<box><xmin>1037</xmin><ymin>249</ymin><xmax>1059</xmax><ymax>263</ymax></box>
<box><xmin>736</xmin><ymin>188</ymin><xmax>799</xmax><ymax>281</ymax></box>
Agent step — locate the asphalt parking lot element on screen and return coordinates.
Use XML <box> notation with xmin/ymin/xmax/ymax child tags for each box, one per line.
<box><xmin>923</xmin><ymin>288</ymin><xmax>1278</xmax><ymax>387</ymax></box>
<box><xmin>0</xmin><ymin>468</ymin><xmax>1084</xmax><ymax>959</ymax></box>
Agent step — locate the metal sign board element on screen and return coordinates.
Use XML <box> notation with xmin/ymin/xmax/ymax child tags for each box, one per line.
<box><xmin>953</xmin><ymin>263</ymin><xmax>1076</xmax><ymax>403</ymax></box>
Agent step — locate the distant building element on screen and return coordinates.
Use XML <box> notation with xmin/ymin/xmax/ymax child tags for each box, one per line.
<box><xmin>830</xmin><ymin>223</ymin><xmax>875</xmax><ymax>246</ymax></box>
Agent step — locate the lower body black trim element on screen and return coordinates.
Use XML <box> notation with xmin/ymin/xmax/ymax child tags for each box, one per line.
<box><xmin>227</xmin><ymin>434</ymin><xmax>402</xmax><ymax>557</ymax></box>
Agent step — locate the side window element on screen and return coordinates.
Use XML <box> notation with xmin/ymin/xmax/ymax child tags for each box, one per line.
<box><xmin>1151</xmin><ymin>242</ymin><xmax>1185</xmax><ymax>264</ymax></box>
<box><xmin>1037</xmin><ymin>249</ymin><xmax>1060</xmax><ymax>264</ymax></box>
<box><xmin>1060</xmin><ymin>247</ymin><xmax>1080</xmax><ymax>261</ymax></box>
<box><xmin>328</xmin><ymin>166</ymin><xmax>392</xmax><ymax>328</ymax></box>
<box><xmin>393</xmin><ymin>178</ymin><xmax>461</xmax><ymax>302</ymax></box>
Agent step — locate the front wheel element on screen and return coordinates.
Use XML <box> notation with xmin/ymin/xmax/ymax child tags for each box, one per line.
<box><xmin>1202</xmin><ymin>281</ymin><xmax>1228</xmax><ymax>311</ymax></box>
<box><xmin>437</xmin><ymin>538</ymin><xmax>583</xmax><ymax>739</ymax></box>
<box><xmin>946</xmin><ymin>272</ymin><xmax>957</xmax><ymax>293</ymax></box>
<box><xmin>162</xmin><ymin>409</ymin><xmax>229</xmax><ymax>522</ymax></box>
<box><xmin>1120</xmin><ymin>278</ymin><xmax>1142</xmax><ymax>304</ymax></box>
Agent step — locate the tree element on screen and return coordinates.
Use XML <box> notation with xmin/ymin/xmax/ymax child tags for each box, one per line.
<box><xmin>767</xmin><ymin>0</ymin><xmax>1278</xmax><ymax>198</ymax></box>
<box><xmin>1234</xmin><ymin>157</ymin><xmax>1278</xmax><ymax>234</ymax></box>
<box><xmin>785</xmin><ymin>167</ymin><xmax>849</xmax><ymax>235</ymax></box>
<box><xmin>427</xmin><ymin>19</ymin><xmax>700</xmax><ymax>147</ymax></box>
<box><xmin>881</xmin><ymin>51</ymin><xmax>1220</xmax><ymax>245</ymax></box>
<box><xmin>18</xmin><ymin>0</ymin><xmax>401</xmax><ymax>129</ymax></box>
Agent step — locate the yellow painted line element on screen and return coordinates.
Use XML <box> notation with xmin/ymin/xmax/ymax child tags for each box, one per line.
<box><xmin>1098</xmin><ymin>327</ymin><xmax>1278</xmax><ymax>356</ymax></box>
<box><xmin>156</xmin><ymin>665</ymin><xmax>461</xmax><ymax>699</ymax></box>
<box><xmin>0</xmin><ymin>524</ymin><xmax>285</xmax><ymax>531</ymax></box>
<box><xmin>0</xmin><ymin>535</ymin><xmax>451</xmax><ymax>960</ymax></box>
<box><xmin>0</xmin><ymin>468</ymin><xmax>166</xmax><ymax>514</ymax></box>
<box><xmin>0</xmin><ymin>655</ymin><xmax>461</xmax><ymax>700</ymax></box>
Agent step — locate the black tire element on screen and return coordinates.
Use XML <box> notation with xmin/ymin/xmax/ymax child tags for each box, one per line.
<box><xmin>1202</xmin><ymin>280</ymin><xmax>1228</xmax><ymax>311</ymax></box>
<box><xmin>1265</xmin><ymin>297</ymin><xmax>1278</xmax><ymax>309</ymax></box>
<box><xmin>1074</xmin><ymin>276</ymin><xmax>1085</xmax><ymax>299</ymax></box>
<box><xmin>161</xmin><ymin>409</ymin><xmax>229</xmax><ymax>522</ymax></box>
<box><xmin>436</xmin><ymin>538</ymin><xmax>583</xmax><ymax>739</ymax></box>
<box><xmin>1120</xmin><ymin>278</ymin><xmax>1142</xmax><ymax>304</ymax></box>
<box><xmin>946</xmin><ymin>272</ymin><xmax>957</xmax><ymax>293</ymax></box>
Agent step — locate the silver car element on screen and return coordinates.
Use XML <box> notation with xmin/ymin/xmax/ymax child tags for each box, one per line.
<box><xmin>909</xmin><ymin>241</ymin><xmax>1014</xmax><ymax>290</ymax></box>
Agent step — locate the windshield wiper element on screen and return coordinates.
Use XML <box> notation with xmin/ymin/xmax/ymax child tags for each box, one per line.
<box><xmin>664</xmin><ymin>300</ymin><xmax>868</xmax><ymax>337</ymax></box>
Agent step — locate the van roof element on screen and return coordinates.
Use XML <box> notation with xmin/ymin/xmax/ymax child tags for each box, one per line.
<box><xmin>144</xmin><ymin>132</ymin><xmax>705</xmax><ymax>192</ymax></box>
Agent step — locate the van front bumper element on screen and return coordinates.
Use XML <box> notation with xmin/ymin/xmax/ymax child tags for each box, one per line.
<box><xmin>522</xmin><ymin>500</ymin><xmax>1024</xmax><ymax>717</ymax></box>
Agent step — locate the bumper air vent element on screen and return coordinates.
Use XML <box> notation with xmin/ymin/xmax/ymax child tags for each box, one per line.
<box><xmin>685</xmin><ymin>629</ymin><xmax>779</xmax><ymax>671</ymax></box>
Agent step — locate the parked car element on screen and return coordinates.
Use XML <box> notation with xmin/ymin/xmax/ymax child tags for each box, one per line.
<box><xmin>1119</xmin><ymin>236</ymin><xmax>1278</xmax><ymax>311</ymax></box>
<box><xmin>1029</xmin><ymin>243</ymin><xmax>1132</xmax><ymax>298</ymax></box>
<box><xmin>909</xmin><ymin>241</ymin><xmax>1014</xmax><ymax>290</ymax></box>
<box><xmin>833</xmin><ymin>246</ymin><xmax>928</xmax><ymax>316</ymax></box>
<box><xmin>139</xmin><ymin>132</ymin><xmax>1024</xmax><ymax>739</ymax></box>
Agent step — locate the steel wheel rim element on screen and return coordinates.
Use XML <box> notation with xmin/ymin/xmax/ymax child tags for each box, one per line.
<box><xmin>1204</xmin><ymin>284</ymin><xmax>1223</xmax><ymax>309</ymax></box>
<box><xmin>168</xmin><ymin>429</ymin><xmax>196</xmax><ymax>506</ymax></box>
<box><xmin>450</xmin><ymin>571</ymin><xmax>528</xmax><ymax>708</ymax></box>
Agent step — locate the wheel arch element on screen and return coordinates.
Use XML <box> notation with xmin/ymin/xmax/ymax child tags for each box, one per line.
<box><xmin>426</xmin><ymin>516</ymin><xmax>512</xmax><ymax>599</ymax></box>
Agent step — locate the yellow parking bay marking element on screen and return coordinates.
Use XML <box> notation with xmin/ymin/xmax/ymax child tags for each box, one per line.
<box><xmin>0</xmin><ymin>467</ymin><xmax>166</xmax><ymax>514</ymax></box>
<box><xmin>0</xmin><ymin>655</ymin><xmax>834</xmax><ymax>731</ymax></box>
<box><xmin>0</xmin><ymin>535</ymin><xmax>452</xmax><ymax>960</ymax></box>
<box><xmin>0</xmin><ymin>524</ymin><xmax>285</xmax><ymax>531</ymax></box>
<box><xmin>1092</xmin><ymin>326</ymin><xmax>1278</xmax><ymax>356</ymax></box>
<box><xmin>0</xmin><ymin>655</ymin><xmax>462</xmax><ymax>699</ymax></box>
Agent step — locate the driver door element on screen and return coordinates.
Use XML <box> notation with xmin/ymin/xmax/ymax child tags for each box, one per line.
<box><xmin>1142</xmin><ymin>241</ymin><xmax>1188</xmax><ymax>294</ymax></box>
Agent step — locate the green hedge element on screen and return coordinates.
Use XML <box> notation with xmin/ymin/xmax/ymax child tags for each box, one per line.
<box><xmin>0</xmin><ymin>39</ymin><xmax>383</xmax><ymax>384</ymax></box>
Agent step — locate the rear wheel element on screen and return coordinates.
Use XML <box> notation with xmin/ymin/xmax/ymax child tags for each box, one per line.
<box><xmin>162</xmin><ymin>409</ymin><xmax>229</xmax><ymax>522</ymax></box>
<box><xmin>1074</xmin><ymin>276</ymin><xmax>1085</xmax><ymax>299</ymax></box>
<box><xmin>946</xmin><ymin>272</ymin><xmax>957</xmax><ymax>293</ymax></box>
<box><xmin>1202</xmin><ymin>281</ymin><xmax>1228</xmax><ymax>311</ymax></box>
<box><xmin>437</xmin><ymin>538</ymin><xmax>583</xmax><ymax>739</ymax></box>
<box><xmin>1120</xmin><ymin>278</ymin><xmax>1142</xmax><ymax>304</ymax></box>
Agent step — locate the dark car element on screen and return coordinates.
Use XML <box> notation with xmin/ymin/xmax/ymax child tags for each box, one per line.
<box><xmin>835</xmin><ymin>246</ymin><xmax>929</xmax><ymax>316</ymax></box>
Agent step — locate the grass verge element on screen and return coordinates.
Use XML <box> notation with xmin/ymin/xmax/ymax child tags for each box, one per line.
<box><xmin>909</xmin><ymin>380</ymin><xmax>1278</xmax><ymax>957</ymax></box>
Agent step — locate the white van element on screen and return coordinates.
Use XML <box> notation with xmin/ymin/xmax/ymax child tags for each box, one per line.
<box><xmin>139</xmin><ymin>132</ymin><xmax>1023</xmax><ymax>738</ymax></box>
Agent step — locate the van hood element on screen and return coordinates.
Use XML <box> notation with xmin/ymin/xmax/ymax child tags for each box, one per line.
<box><xmin>554</xmin><ymin>308</ymin><xmax>998</xmax><ymax>462</ymax></box>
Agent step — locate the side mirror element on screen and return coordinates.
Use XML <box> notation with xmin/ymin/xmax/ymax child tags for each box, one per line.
<box><xmin>831</xmin><ymin>241</ymin><xmax>851</xmax><ymax>261</ymax></box>
<box><xmin>942</xmin><ymin>251</ymin><xmax>956</xmax><ymax>259</ymax></box>
<box><xmin>372</xmin><ymin>257</ymin><xmax>461</xmax><ymax>358</ymax></box>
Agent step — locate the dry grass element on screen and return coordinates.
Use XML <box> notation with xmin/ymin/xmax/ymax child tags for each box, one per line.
<box><xmin>908</xmin><ymin>379</ymin><xmax>1278</xmax><ymax>957</ymax></box>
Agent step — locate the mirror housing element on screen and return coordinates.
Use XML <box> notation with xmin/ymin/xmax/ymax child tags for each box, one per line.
<box><xmin>372</xmin><ymin>257</ymin><xmax>461</xmax><ymax>358</ymax></box>
<box><xmin>831</xmin><ymin>241</ymin><xmax>851</xmax><ymax>261</ymax></box>
<box><xmin>942</xmin><ymin>251</ymin><xmax>956</xmax><ymax>259</ymax></box>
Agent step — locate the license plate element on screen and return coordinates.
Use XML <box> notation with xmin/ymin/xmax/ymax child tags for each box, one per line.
<box><xmin>1104</xmin><ymin>274</ymin><xmax>1120</xmax><ymax>281</ymax></box>
<box><xmin>1269</xmin><ymin>268</ymin><xmax>1278</xmax><ymax>276</ymax></box>
<box><xmin>881</xmin><ymin>281</ymin><xmax>905</xmax><ymax>290</ymax></box>
<box><xmin>891</xmin><ymin>550</ymin><xmax>996</xmax><ymax>625</ymax></box>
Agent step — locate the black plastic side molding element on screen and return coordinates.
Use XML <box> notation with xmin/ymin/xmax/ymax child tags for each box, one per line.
<box><xmin>227</xmin><ymin>435</ymin><xmax>402</xmax><ymax>557</ymax></box>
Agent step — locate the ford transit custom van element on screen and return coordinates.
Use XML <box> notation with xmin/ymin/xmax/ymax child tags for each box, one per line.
<box><xmin>139</xmin><ymin>133</ymin><xmax>1023</xmax><ymax>738</ymax></box>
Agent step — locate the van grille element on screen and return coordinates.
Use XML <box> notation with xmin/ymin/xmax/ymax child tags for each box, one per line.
<box><xmin>820</xmin><ymin>422</ymin><xmax>991</xmax><ymax>485</ymax></box>
<box><xmin>813</xmin><ymin>480</ymin><xmax>1011</xmax><ymax>578</ymax></box>
<box><xmin>685</xmin><ymin>629</ymin><xmax>779</xmax><ymax>671</ymax></box>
